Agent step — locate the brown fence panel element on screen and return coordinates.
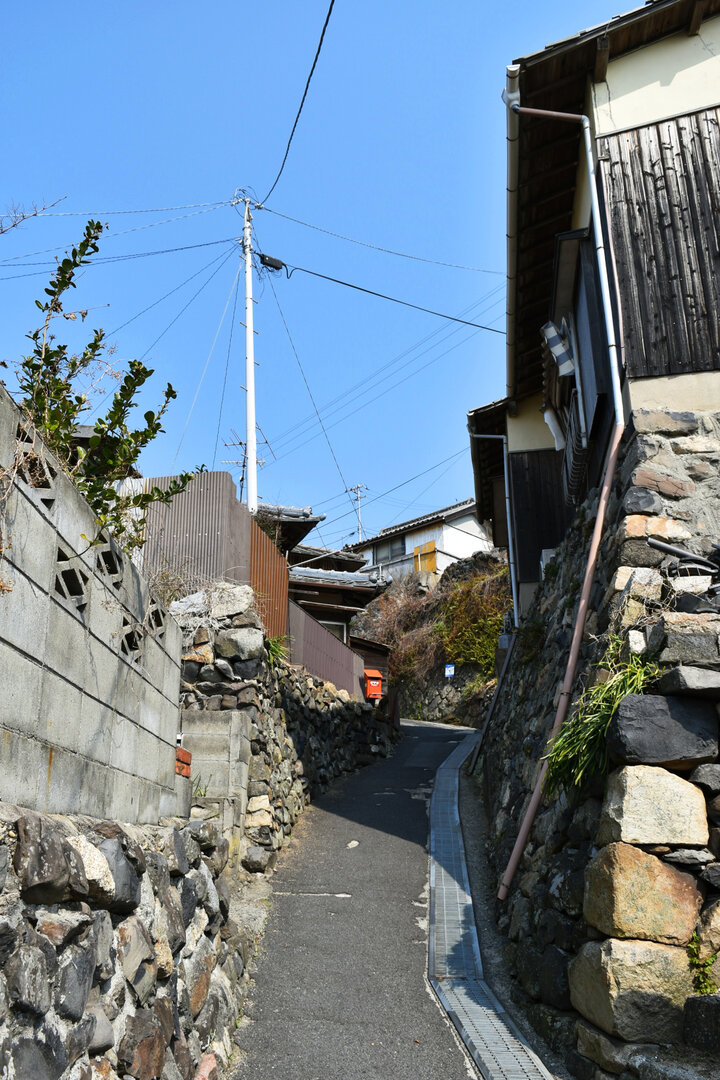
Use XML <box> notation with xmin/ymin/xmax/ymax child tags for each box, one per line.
<box><xmin>287</xmin><ymin>601</ymin><xmax>364</xmax><ymax>698</ymax></box>
<box><xmin>250</xmin><ymin>520</ymin><xmax>288</xmax><ymax>638</ymax></box>
<box><xmin>139</xmin><ymin>472</ymin><xmax>251</xmax><ymax>589</ymax></box>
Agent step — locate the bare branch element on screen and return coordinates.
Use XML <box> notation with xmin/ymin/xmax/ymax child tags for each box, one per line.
<box><xmin>0</xmin><ymin>197</ymin><xmax>66</xmax><ymax>236</ymax></box>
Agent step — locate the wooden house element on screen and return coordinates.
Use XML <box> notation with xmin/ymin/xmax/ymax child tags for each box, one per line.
<box><xmin>469</xmin><ymin>0</ymin><xmax>720</xmax><ymax>614</ymax></box>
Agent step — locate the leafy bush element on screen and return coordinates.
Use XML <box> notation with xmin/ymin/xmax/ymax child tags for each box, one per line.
<box><xmin>352</xmin><ymin>562</ymin><xmax>511</xmax><ymax>685</ymax></box>
<box><xmin>14</xmin><ymin>220</ymin><xmax>200</xmax><ymax>551</ymax></box>
<box><xmin>436</xmin><ymin>568</ymin><xmax>511</xmax><ymax>677</ymax></box>
<box><xmin>544</xmin><ymin>637</ymin><xmax>661</xmax><ymax>796</ymax></box>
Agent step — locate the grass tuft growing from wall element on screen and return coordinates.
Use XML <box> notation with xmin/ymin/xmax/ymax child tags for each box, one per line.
<box><xmin>544</xmin><ymin>636</ymin><xmax>661</xmax><ymax>796</ymax></box>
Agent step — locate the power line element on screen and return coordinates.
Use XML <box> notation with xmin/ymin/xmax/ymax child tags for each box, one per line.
<box><xmin>0</xmin><ymin>237</ymin><xmax>237</xmax><ymax>279</ymax></box>
<box><xmin>138</xmin><ymin>249</ymin><xmax>239</xmax><ymax>363</ymax></box>
<box><xmin>212</xmin><ymin>274</ymin><xmax>242</xmax><ymax>469</ymax></box>
<box><xmin>0</xmin><ymin>228</ymin><xmax>235</xmax><ymax>266</ymax></box>
<box><xmin>284</xmin><ymin>263</ymin><xmax>506</xmax><ymax>332</ymax></box>
<box><xmin>385</xmin><ymin>459</ymin><xmax>460</xmax><ymax>527</ymax></box>
<box><xmin>261</xmin><ymin>0</ymin><xmax>337</xmax><ymax>203</ymax></box>
<box><xmin>321</xmin><ymin>448</ymin><xmax>468</xmax><ymax>531</ymax></box>
<box><xmin>258</xmin><ymin>205</ymin><xmax>503</xmax><ymax>275</ymax></box>
<box><xmin>38</xmin><ymin>200</ymin><xmax>227</xmax><ymax>217</ymax></box>
<box><xmin>108</xmin><ymin>246</ymin><xmax>236</xmax><ymax>336</ymax></box>
<box><xmin>86</xmin><ymin>248</ymin><xmax>238</xmax><ymax>420</ymax></box>
<box><xmin>172</xmin><ymin>259</ymin><xmax>244</xmax><ymax>467</ymax></box>
<box><xmin>266</xmin><ymin>272</ymin><xmax>355</xmax><ymax>516</ymax></box>
<box><xmin>266</xmin><ymin>288</ymin><xmax>503</xmax><ymax>450</ymax></box>
<box><xmin>265</xmin><ymin>295</ymin><xmax>504</xmax><ymax>463</ymax></box>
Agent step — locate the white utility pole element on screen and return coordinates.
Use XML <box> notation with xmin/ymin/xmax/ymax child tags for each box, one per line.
<box><xmin>243</xmin><ymin>199</ymin><xmax>258</xmax><ymax>514</ymax></box>
<box><xmin>349</xmin><ymin>483</ymin><xmax>368</xmax><ymax>542</ymax></box>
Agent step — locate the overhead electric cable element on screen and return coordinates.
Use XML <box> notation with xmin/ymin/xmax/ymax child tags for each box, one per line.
<box><xmin>212</xmin><ymin>274</ymin><xmax>242</xmax><ymax>469</ymax></box>
<box><xmin>39</xmin><ymin>200</ymin><xmax>227</xmax><ymax>217</ymax></box>
<box><xmin>285</xmin><ymin>263</ymin><xmax>505</xmax><ymax>332</ymax></box>
<box><xmin>321</xmin><ymin>448</ymin><xmax>468</xmax><ymax>530</ymax></box>
<box><xmin>0</xmin><ymin>229</ymin><xmax>234</xmax><ymax>267</ymax></box>
<box><xmin>265</xmin><ymin>288</ymin><xmax>503</xmax><ymax>448</ymax></box>
<box><xmin>258</xmin><ymin>205</ymin><xmax>503</xmax><ymax>274</ymax></box>
<box><xmin>108</xmin><ymin>246</ymin><xmax>236</xmax><ymax>336</ymax></box>
<box><xmin>266</xmin><ymin>272</ymin><xmax>355</xmax><ymax>515</ymax></box>
<box><xmin>261</xmin><ymin>0</ymin><xmax>337</xmax><ymax>203</ymax></box>
<box><xmin>269</xmin><ymin>296</ymin><xmax>504</xmax><ymax>455</ymax></box>
<box><xmin>138</xmin><ymin>249</ymin><xmax>239</xmax><ymax>365</ymax></box>
<box><xmin>0</xmin><ymin>237</ymin><xmax>236</xmax><ymax>275</ymax></box>
<box><xmin>172</xmin><ymin>260</ymin><xmax>244</xmax><ymax>467</ymax></box>
<box><xmin>266</xmin><ymin>303</ymin><xmax>503</xmax><ymax>464</ymax></box>
<box><xmin>86</xmin><ymin>248</ymin><xmax>238</xmax><ymax>420</ymax></box>
<box><xmin>385</xmin><ymin>459</ymin><xmax>460</xmax><ymax>526</ymax></box>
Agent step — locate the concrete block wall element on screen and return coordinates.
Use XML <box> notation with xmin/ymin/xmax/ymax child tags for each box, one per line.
<box><xmin>0</xmin><ymin>384</ymin><xmax>181</xmax><ymax>823</ymax></box>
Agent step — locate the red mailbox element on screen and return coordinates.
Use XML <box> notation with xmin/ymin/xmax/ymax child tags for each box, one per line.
<box><xmin>364</xmin><ymin>668</ymin><xmax>383</xmax><ymax>700</ymax></box>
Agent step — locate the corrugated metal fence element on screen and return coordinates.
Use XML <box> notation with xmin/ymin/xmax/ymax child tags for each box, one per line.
<box><xmin>139</xmin><ymin>472</ymin><xmax>366</xmax><ymax>689</ymax></box>
<box><xmin>140</xmin><ymin>472</ymin><xmax>251</xmax><ymax>589</ymax></box>
<box><xmin>288</xmin><ymin>600</ymin><xmax>365</xmax><ymax>697</ymax></box>
<box><xmin>250</xmin><ymin>521</ymin><xmax>288</xmax><ymax>639</ymax></box>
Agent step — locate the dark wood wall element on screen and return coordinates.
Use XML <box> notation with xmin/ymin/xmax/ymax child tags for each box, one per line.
<box><xmin>509</xmin><ymin>449</ymin><xmax>570</xmax><ymax>583</ymax></box>
<box><xmin>599</xmin><ymin>107</ymin><xmax>720</xmax><ymax>379</ymax></box>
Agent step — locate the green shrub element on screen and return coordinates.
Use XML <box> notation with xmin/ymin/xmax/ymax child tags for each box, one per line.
<box><xmin>437</xmin><ymin>569</ymin><xmax>511</xmax><ymax>678</ymax></box>
<box><xmin>544</xmin><ymin>637</ymin><xmax>661</xmax><ymax>796</ymax></box>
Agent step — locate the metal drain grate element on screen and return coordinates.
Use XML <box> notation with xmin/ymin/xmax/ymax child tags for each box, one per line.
<box><xmin>428</xmin><ymin>734</ymin><xmax>555</xmax><ymax>1080</ymax></box>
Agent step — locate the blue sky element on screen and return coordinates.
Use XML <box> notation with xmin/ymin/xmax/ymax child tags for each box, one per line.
<box><xmin>2</xmin><ymin>1</ymin><xmax>616</xmax><ymax>548</ymax></box>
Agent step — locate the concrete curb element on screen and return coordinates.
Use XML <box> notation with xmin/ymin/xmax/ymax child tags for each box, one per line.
<box><xmin>428</xmin><ymin>732</ymin><xmax>555</xmax><ymax>1080</ymax></box>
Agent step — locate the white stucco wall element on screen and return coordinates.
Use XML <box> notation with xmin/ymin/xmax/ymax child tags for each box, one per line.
<box><xmin>592</xmin><ymin>16</ymin><xmax>720</xmax><ymax>136</ymax></box>
<box><xmin>506</xmin><ymin>394</ymin><xmax>556</xmax><ymax>453</ymax></box>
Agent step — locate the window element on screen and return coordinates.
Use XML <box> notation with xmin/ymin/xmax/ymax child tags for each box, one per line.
<box><xmin>319</xmin><ymin>620</ymin><xmax>346</xmax><ymax>643</ymax></box>
<box><xmin>374</xmin><ymin>535</ymin><xmax>404</xmax><ymax>563</ymax></box>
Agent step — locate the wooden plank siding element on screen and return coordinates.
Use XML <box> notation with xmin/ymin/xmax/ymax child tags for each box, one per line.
<box><xmin>599</xmin><ymin>107</ymin><xmax>720</xmax><ymax>379</ymax></box>
<box><xmin>509</xmin><ymin>449</ymin><xmax>571</xmax><ymax>583</ymax></box>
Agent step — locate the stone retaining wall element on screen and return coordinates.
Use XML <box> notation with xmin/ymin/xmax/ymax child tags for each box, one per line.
<box><xmin>0</xmin><ymin>802</ymin><xmax>249</xmax><ymax>1080</ymax></box>
<box><xmin>173</xmin><ymin>584</ymin><xmax>400</xmax><ymax>875</ymax></box>
<box><xmin>397</xmin><ymin>662</ymin><xmax>493</xmax><ymax>725</ymax></box>
<box><xmin>475</xmin><ymin>408</ymin><xmax>720</xmax><ymax>1078</ymax></box>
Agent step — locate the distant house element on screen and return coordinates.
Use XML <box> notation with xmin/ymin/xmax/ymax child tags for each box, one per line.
<box><xmin>347</xmin><ymin>499</ymin><xmax>492</xmax><ymax>582</ymax></box>
<box><xmin>288</xmin><ymin>566</ymin><xmax>387</xmax><ymax>644</ymax></box>
<box><xmin>469</xmin><ymin>0</ymin><xmax>720</xmax><ymax>615</ymax></box>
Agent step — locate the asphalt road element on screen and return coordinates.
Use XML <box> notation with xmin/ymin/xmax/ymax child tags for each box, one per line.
<box><xmin>232</xmin><ymin>719</ymin><xmax>477</xmax><ymax>1080</ymax></box>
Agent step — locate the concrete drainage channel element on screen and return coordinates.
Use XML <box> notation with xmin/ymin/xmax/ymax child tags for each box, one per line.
<box><xmin>428</xmin><ymin>733</ymin><xmax>555</xmax><ymax>1080</ymax></box>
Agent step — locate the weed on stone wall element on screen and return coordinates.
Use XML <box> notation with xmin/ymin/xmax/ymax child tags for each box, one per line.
<box><xmin>688</xmin><ymin>932</ymin><xmax>719</xmax><ymax>995</ymax></box>
<box><xmin>544</xmin><ymin>636</ymin><xmax>661</xmax><ymax>796</ymax></box>
<box><xmin>437</xmin><ymin>568</ymin><xmax>511</xmax><ymax>677</ymax></box>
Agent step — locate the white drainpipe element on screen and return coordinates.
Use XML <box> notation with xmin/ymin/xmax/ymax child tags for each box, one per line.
<box><xmin>503</xmin><ymin>65</ymin><xmax>521</xmax><ymax>401</ymax></box>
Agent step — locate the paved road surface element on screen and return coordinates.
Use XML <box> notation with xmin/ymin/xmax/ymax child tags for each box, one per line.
<box><xmin>232</xmin><ymin>720</ymin><xmax>476</xmax><ymax>1080</ymax></box>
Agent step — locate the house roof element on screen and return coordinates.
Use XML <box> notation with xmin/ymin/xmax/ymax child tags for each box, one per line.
<box><xmin>288</xmin><ymin>544</ymin><xmax>367</xmax><ymax>572</ymax></box>
<box><xmin>467</xmin><ymin>400</ymin><xmax>507</xmax><ymax>523</ymax></box>
<box><xmin>345</xmin><ymin>499</ymin><xmax>477</xmax><ymax>551</ymax></box>
<box><xmin>288</xmin><ymin>566</ymin><xmax>385</xmax><ymax>590</ymax></box>
<box><xmin>348</xmin><ymin>634</ymin><xmax>392</xmax><ymax>655</ymax></box>
<box><xmin>508</xmin><ymin>0</ymin><xmax>720</xmax><ymax>404</ymax></box>
<box><xmin>255</xmin><ymin>502</ymin><xmax>325</xmax><ymax>552</ymax></box>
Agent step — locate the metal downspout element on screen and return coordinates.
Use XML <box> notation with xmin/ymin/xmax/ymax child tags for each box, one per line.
<box><xmin>468</xmin><ymin>432</ymin><xmax>519</xmax><ymax>628</ymax></box>
<box><xmin>497</xmin><ymin>103</ymin><xmax>626</xmax><ymax>902</ymax></box>
<box><xmin>503</xmin><ymin>66</ymin><xmax>521</xmax><ymax>401</ymax></box>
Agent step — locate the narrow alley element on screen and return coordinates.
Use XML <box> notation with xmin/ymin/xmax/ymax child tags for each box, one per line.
<box><xmin>232</xmin><ymin>721</ymin><xmax>477</xmax><ymax>1080</ymax></box>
